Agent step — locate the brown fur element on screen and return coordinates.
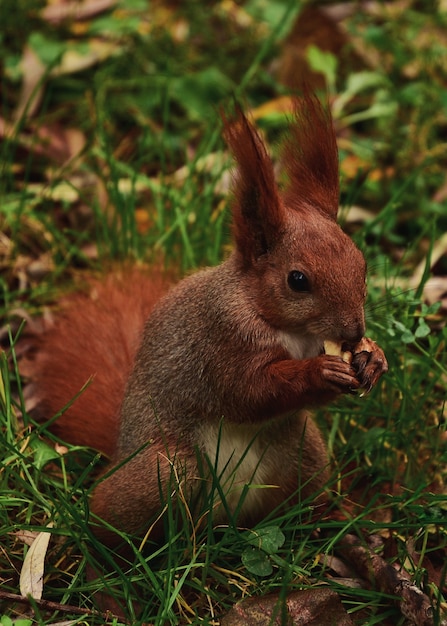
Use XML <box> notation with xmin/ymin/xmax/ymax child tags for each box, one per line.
<box><xmin>26</xmin><ymin>269</ymin><xmax>171</xmax><ymax>457</ymax></box>
<box><xmin>282</xmin><ymin>93</ymin><xmax>339</xmax><ymax>217</ymax></box>
<box><xmin>25</xmin><ymin>96</ymin><xmax>387</xmax><ymax>548</ymax></box>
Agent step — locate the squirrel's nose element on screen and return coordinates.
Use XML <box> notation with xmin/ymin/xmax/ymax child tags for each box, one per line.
<box><xmin>341</xmin><ymin>320</ymin><xmax>365</xmax><ymax>346</ymax></box>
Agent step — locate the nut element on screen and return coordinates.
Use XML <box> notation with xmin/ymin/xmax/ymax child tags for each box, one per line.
<box><xmin>323</xmin><ymin>340</ymin><xmax>352</xmax><ymax>364</ymax></box>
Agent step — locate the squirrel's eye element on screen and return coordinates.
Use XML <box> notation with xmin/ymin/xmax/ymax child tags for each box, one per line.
<box><xmin>287</xmin><ymin>270</ymin><xmax>310</xmax><ymax>293</ymax></box>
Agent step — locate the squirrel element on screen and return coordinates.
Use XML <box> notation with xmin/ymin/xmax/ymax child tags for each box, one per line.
<box><xmin>25</xmin><ymin>94</ymin><xmax>388</xmax><ymax>549</ymax></box>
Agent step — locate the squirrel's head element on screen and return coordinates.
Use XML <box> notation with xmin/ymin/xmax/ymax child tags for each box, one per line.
<box><xmin>223</xmin><ymin>94</ymin><xmax>366</xmax><ymax>345</ymax></box>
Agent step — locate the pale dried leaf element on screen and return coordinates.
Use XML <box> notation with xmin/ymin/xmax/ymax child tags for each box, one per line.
<box><xmin>14</xmin><ymin>530</ymin><xmax>39</xmax><ymax>547</ymax></box>
<box><xmin>412</xmin><ymin>232</ymin><xmax>447</xmax><ymax>285</ymax></box>
<box><xmin>343</xmin><ymin>205</ymin><xmax>376</xmax><ymax>224</ymax></box>
<box><xmin>0</xmin><ymin>119</ymin><xmax>86</xmax><ymax>165</ymax></box>
<box><xmin>14</xmin><ymin>45</ymin><xmax>47</xmax><ymax>121</ymax></box>
<box><xmin>45</xmin><ymin>621</ymin><xmax>81</xmax><ymax>626</ymax></box>
<box><xmin>80</xmin><ymin>242</ymin><xmax>99</xmax><ymax>260</ymax></box>
<box><xmin>27</xmin><ymin>254</ymin><xmax>56</xmax><ymax>281</ymax></box>
<box><xmin>171</xmin><ymin>151</ymin><xmax>230</xmax><ymax>185</ymax></box>
<box><xmin>422</xmin><ymin>276</ymin><xmax>447</xmax><ymax>309</ymax></box>
<box><xmin>50</xmin><ymin>40</ymin><xmax>119</xmax><ymax>77</ymax></box>
<box><xmin>19</xmin><ymin>523</ymin><xmax>54</xmax><ymax>599</ymax></box>
<box><xmin>37</xmin><ymin>124</ymin><xmax>87</xmax><ymax>164</ymax></box>
<box><xmin>320</xmin><ymin>553</ymin><xmax>357</xmax><ymax>578</ymax></box>
<box><xmin>42</xmin><ymin>0</ymin><xmax>118</xmax><ymax>23</ymax></box>
<box><xmin>55</xmin><ymin>442</ymin><xmax>69</xmax><ymax>455</ymax></box>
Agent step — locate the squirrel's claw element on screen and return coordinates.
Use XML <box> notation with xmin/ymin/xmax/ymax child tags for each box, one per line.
<box><xmin>351</xmin><ymin>337</ymin><xmax>388</xmax><ymax>393</ymax></box>
<box><xmin>319</xmin><ymin>355</ymin><xmax>360</xmax><ymax>395</ymax></box>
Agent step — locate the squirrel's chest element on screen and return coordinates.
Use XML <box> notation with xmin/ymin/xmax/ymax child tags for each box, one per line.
<box><xmin>199</xmin><ymin>421</ymin><xmax>278</xmax><ymax>521</ymax></box>
<box><xmin>276</xmin><ymin>330</ymin><xmax>322</xmax><ymax>360</ymax></box>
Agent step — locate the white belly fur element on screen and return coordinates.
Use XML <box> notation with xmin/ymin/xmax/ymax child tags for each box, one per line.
<box><xmin>277</xmin><ymin>329</ymin><xmax>322</xmax><ymax>360</ymax></box>
<box><xmin>200</xmin><ymin>421</ymin><xmax>277</xmax><ymax>522</ymax></box>
<box><xmin>199</xmin><ymin>332</ymin><xmax>321</xmax><ymax>521</ymax></box>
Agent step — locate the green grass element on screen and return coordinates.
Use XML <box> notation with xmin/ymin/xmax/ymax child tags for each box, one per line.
<box><xmin>1</xmin><ymin>1</ymin><xmax>447</xmax><ymax>624</ymax></box>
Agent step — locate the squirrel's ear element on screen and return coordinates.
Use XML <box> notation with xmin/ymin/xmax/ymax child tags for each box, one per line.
<box><xmin>222</xmin><ymin>105</ymin><xmax>283</xmax><ymax>264</ymax></box>
<box><xmin>282</xmin><ymin>93</ymin><xmax>339</xmax><ymax>220</ymax></box>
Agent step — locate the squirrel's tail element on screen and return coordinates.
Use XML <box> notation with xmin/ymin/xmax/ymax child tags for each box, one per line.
<box><xmin>21</xmin><ymin>268</ymin><xmax>171</xmax><ymax>457</ymax></box>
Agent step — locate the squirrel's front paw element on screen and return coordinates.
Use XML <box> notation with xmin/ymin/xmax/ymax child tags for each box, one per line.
<box><xmin>351</xmin><ymin>337</ymin><xmax>388</xmax><ymax>393</ymax></box>
<box><xmin>318</xmin><ymin>355</ymin><xmax>360</xmax><ymax>394</ymax></box>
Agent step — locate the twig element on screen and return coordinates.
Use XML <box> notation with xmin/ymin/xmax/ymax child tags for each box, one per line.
<box><xmin>337</xmin><ymin>533</ymin><xmax>447</xmax><ymax>626</ymax></box>
<box><xmin>0</xmin><ymin>589</ymin><xmax>128</xmax><ymax>624</ymax></box>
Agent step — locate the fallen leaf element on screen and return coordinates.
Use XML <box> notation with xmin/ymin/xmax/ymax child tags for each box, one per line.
<box><xmin>50</xmin><ymin>40</ymin><xmax>119</xmax><ymax>77</ymax></box>
<box><xmin>336</xmin><ymin>533</ymin><xmax>445</xmax><ymax>626</ymax></box>
<box><xmin>19</xmin><ymin>523</ymin><xmax>54</xmax><ymax>600</ymax></box>
<box><xmin>14</xmin><ymin>45</ymin><xmax>47</xmax><ymax>121</ymax></box>
<box><xmin>423</xmin><ymin>277</ymin><xmax>447</xmax><ymax>310</ymax></box>
<box><xmin>412</xmin><ymin>232</ymin><xmax>447</xmax><ymax>285</ymax></box>
<box><xmin>14</xmin><ymin>530</ymin><xmax>39</xmax><ymax>547</ymax></box>
<box><xmin>342</xmin><ymin>205</ymin><xmax>376</xmax><ymax>224</ymax></box>
<box><xmin>319</xmin><ymin>553</ymin><xmax>357</xmax><ymax>578</ymax></box>
<box><xmin>0</xmin><ymin>119</ymin><xmax>86</xmax><ymax>165</ymax></box>
<box><xmin>251</xmin><ymin>96</ymin><xmax>295</xmax><ymax>120</ymax></box>
<box><xmin>222</xmin><ymin>588</ymin><xmax>353</xmax><ymax>626</ymax></box>
<box><xmin>41</xmin><ymin>0</ymin><xmax>118</xmax><ymax>24</ymax></box>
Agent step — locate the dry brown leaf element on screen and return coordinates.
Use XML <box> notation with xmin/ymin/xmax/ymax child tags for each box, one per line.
<box><xmin>319</xmin><ymin>553</ymin><xmax>358</xmax><ymax>579</ymax></box>
<box><xmin>337</xmin><ymin>533</ymin><xmax>446</xmax><ymax>626</ymax></box>
<box><xmin>0</xmin><ymin>119</ymin><xmax>86</xmax><ymax>166</ymax></box>
<box><xmin>222</xmin><ymin>588</ymin><xmax>353</xmax><ymax>626</ymax></box>
<box><xmin>339</xmin><ymin>153</ymin><xmax>370</xmax><ymax>179</ymax></box>
<box><xmin>135</xmin><ymin>208</ymin><xmax>153</xmax><ymax>235</ymax></box>
<box><xmin>19</xmin><ymin>523</ymin><xmax>54</xmax><ymax>600</ymax></box>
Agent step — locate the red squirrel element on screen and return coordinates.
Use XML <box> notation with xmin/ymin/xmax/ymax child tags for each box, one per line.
<box><xmin>26</xmin><ymin>94</ymin><xmax>387</xmax><ymax>548</ymax></box>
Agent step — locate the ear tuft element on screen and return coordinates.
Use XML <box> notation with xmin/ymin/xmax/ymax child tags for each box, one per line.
<box><xmin>222</xmin><ymin>105</ymin><xmax>283</xmax><ymax>264</ymax></box>
<box><xmin>282</xmin><ymin>93</ymin><xmax>339</xmax><ymax>220</ymax></box>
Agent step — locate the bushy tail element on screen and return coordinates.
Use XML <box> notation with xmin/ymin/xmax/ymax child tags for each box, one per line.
<box><xmin>21</xmin><ymin>268</ymin><xmax>172</xmax><ymax>457</ymax></box>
